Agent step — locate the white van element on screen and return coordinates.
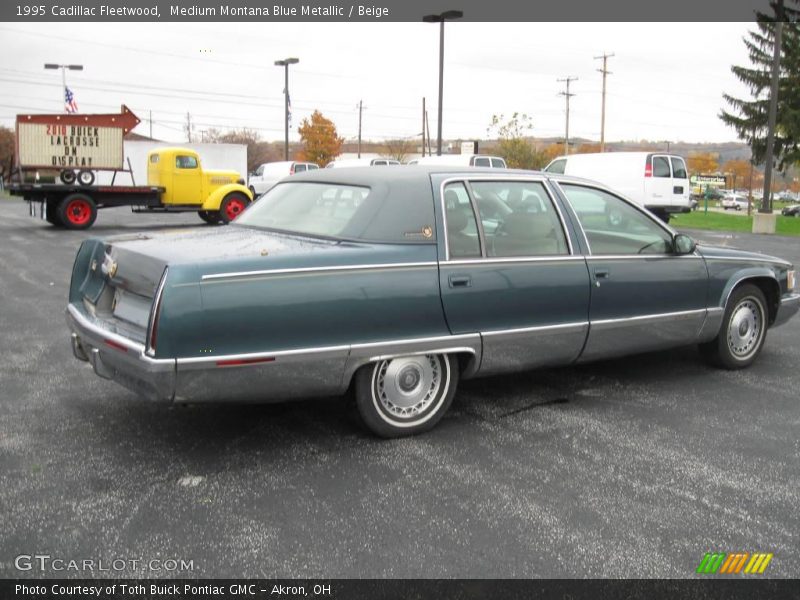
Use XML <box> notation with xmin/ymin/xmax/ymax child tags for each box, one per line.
<box><xmin>544</xmin><ymin>152</ymin><xmax>691</xmax><ymax>221</ymax></box>
<box><xmin>325</xmin><ymin>157</ymin><xmax>401</xmax><ymax>168</ymax></box>
<box><xmin>248</xmin><ymin>161</ymin><xmax>319</xmax><ymax>196</ymax></box>
<box><xmin>408</xmin><ymin>154</ymin><xmax>507</xmax><ymax>168</ymax></box>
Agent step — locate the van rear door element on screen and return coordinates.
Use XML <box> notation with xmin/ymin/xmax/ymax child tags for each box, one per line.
<box><xmin>669</xmin><ymin>156</ymin><xmax>690</xmax><ymax>210</ymax></box>
<box><xmin>644</xmin><ymin>154</ymin><xmax>674</xmax><ymax>210</ymax></box>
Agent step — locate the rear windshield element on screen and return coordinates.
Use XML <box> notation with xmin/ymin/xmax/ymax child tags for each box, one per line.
<box><xmin>234</xmin><ymin>181</ymin><xmax>436</xmax><ymax>243</ymax></box>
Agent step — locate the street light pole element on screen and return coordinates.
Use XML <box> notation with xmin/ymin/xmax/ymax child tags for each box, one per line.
<box><xmin>274</xmin><ymin>57</ymin><xmax>299</xmax><ymax>161</ymax></box>
<box><xmin>44</xmin><ymin>63</ymin><xmax>83</xmax><ymax>110</ymax></box>
<box><xmin>423</xmin><ymin>10</ymin><xmax>463</xmax><ymax>156</ymax></box>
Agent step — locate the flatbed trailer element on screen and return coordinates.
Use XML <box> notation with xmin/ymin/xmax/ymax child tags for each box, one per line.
<box><xmin>8</xmin><ymin>183</ymin><xmax>170</xmax><ymax>229</ymax></box>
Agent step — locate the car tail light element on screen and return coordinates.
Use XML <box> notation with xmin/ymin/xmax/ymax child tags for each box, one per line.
<box><xmin>644</xmin><ymin>159</ymin><xmax>652</xmax><ymax>178</ymax></box>
<box><xmin>146</xmin><ymin>268</ymin><xmax>168</xmax><ymax>357</ymax></box>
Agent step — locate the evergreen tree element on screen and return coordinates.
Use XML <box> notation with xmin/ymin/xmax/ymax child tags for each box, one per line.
<box><xmin>720</xmin><ymin>1</ymin><xmax>800</xmax><ymax>170</ymax></box>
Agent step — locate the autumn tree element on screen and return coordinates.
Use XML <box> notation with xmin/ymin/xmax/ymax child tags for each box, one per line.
<box><xmin>576</xmin><ymin>143</ymin><xmax>602</xmax><ymax>154</ymax></box>
<box><xmin>720</xmin><ymin>1</ymin><xmax>800</xmax><ymax>170</ymax></box>
<box><xmin>0</xmin><ymin>126</ymin><xmax>15</xmax><ymax>184</ymax></box>
<box><xmin>542</xmin><ymin>143</ymin><xmax>568</xmax><ymax>165</ymax></box>
<box><xmin>721</xmin><ymin>159</ymin><xmax>752</xmax><ymax>190</ymax></box>
<box><xmin>297</xmin><ymin>111</ymin><xmax>343</xmax><ymax>166</ymax></box>
<box><xmin>383</xmin><ymin>138</ymin><xmax>414</xmax><ymax>163</ymax></box>
<box><xmin>487</xmin><ymin>113</ymin><xmax>546</xmax><ymax>169</ymax></box>
<box><xmin>686</xmin><ymin>153</ymin><xmax>719</xmax><ymax>175</ymax></box>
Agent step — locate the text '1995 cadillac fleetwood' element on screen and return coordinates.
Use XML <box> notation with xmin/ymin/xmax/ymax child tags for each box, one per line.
<box><xmin>67</xmin><ymin>166</ymin><xmax>800</xmax><ymax>437</ymax></box>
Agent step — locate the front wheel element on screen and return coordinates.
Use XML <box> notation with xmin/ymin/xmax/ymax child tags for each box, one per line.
<box><xmin>700</xmin><ymin>283</ymin><xmax>768</xmax><ymax>369</ymax></box>
<box><xmin>198</xmin><ymin>210</ymin><xmax>221</xmax><ymax>224</ymax></box>
<box><xmin>218</xmin><ymin>193</ymin><xmax>250</xmax><ymax>224</ymax></box>
<box><xmin>354</xmin><ymin>353</ymin><xmax>459</xmax><ymax>438</ymax></box>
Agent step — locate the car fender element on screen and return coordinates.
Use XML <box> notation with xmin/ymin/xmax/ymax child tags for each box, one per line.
<box><xmin>717</xmin><ymin>267</ymin><xmax>780</xmax><ymax>310</ymax></box>
<box><xmin>200</xmin><ymin>184</ymin><xmax>253</xmax><ymax>211</ymax></box>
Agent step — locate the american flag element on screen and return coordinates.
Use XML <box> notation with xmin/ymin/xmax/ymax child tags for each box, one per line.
<box><xmin>64</xmin><ymin>87</ymin><xmax>78</xmax><ymax>113</ymax></box>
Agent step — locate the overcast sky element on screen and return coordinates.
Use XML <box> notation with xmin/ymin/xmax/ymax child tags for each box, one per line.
<box><xmin>0</xmin><ymin>22</ymin><xmax>757</xmax><ymax>146</ymax></box>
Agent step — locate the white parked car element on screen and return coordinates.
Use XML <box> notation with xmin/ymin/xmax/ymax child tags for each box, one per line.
<box><xmin>408</xmin><ymin>154</ymin><xmax>507</xmax><ymax>168</ymax></box>
<box><xmin>721</xmin><ymin>194</ymin><xmax>749</xmax><ymax>211</ymax></box>
<box><xmin>544</xmin><ymin>152</ymin><xmax>691</xmax><ymax>223</ymax></box>
<box><xmin>325</xmin><ymin>158</ymin><xmax>401</xmax><ymax>168</ymax></box>
<box><xmin>248</xmin><ymin>161</ymin><xmax>319</xmax><ymax>196</ymax></box>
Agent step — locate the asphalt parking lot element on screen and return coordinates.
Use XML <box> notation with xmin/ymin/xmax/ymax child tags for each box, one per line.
<box><xmin>0</xmin><ymin>198</ymin><xmax>798</xmax><ymax>579</ymax></box>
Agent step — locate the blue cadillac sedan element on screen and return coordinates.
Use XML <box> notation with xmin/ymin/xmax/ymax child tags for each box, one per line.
<box><xmin>67</xmin><ymin>167</ymin><xmax>799</xmax><ymax>437</ymax></box>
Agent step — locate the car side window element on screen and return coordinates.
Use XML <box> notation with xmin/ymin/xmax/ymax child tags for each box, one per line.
<box><xmin>473</xmin><ymin>157</ymin><xmax>491</xmax><ymax>167</ymax></box>
<box><xmin>294</xmin><ymin>164</ymin><xmax>307</xmax><ymax>173</ymax></box>
<box><xmin>671</xmin><ymin>157</ymin><xmax>687</xmax><ymax>179</ymax></box>
<box><xmin>545</xmin><ymin>159</ymin><xmax>566</xmax><ymax>174</ymax></box>
<box><xmin>490</xmin><ymin>158</ymin><xmax>506</xmax><ymax>168</ymax></box>
<box><xmin>254</xmin><ymin>165</ymin><xmax>264</xmax><ymax>176</ymax></box>
<box><xmin>560</xmin><ymin>184</ymin><xmax>673</xmax><ymax>255</ymax></box>
<box><xmin>653</xmin><ymin>156</ymin><xmax>671</xmax><ymax>178</ymax></box>
<box><xmin>443</xmin><ymin>182</ymin><xmax>481</xmax><ymax>258</ymax></box>
<box><xmin>470</xmin><ymin>181</ymin><xmax>568</xmax><ymax>257</ymax></box>
<box><xmin>176</xmin><ymin>155</ymin><xmax>198</xmax><ymax>169</ymax></box>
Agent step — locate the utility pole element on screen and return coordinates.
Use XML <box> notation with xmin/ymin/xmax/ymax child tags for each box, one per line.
<box><xmin>149</xmin><ymin>110</ymin><xmax>153</xmax><ymax>139</ymax></box>
<box><xmin>422</xmin><ymin>97</ymin><xmax>426</xmax><ymax>157</ymax></box>
<box><xmin>357</xmin><ymin>100</ymin><xmax>364</xmax><ymax>158</ymax></box>
<box><xmin>185</xmin><ymin>112</ymin><xmax>192</xmax><ymax>143</ymax></box>
<box><xmin>594</xmin><ymin>53</ymin><xmax>614</xmax><ymax>152</ymax></box>
<box><xmin>761</xmin><ymin>0</ymin><xmax>783</xmax><ymax>215</ymax></box>
<box><xmin>558</xmin><ymin>77</ymin><xmax>578</xmax><ymax>155</ymax></box>
<box><xmin>425</xmin><ymin>109</ymin><xmax>433</xmax><ymax>157</ymax></box>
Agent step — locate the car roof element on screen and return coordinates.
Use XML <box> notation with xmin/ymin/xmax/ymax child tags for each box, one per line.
<box><xmin>289</xmin><ymin>165</ymin><xmax>565</xmax><ymax>185</ymax></box>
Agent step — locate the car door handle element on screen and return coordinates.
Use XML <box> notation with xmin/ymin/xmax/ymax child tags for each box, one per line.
<box><xmin>448</xmin><ymin>275</ymin><xmax>472</xmax><ymax>288</ymax></box>
<box><xmin>593</xmin><ymin>268</ymin><xmax>610</xmax><ymax>287</ymax></box>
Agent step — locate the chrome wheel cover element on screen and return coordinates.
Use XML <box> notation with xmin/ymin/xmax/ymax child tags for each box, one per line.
<box><xmin>727</xmin><ymin>298</ymin><xmax>763</xmax><ymax>359</ymax></box>
<box><xmin>374</xmin><ymin>355</ymin><xmax>443</xmax><ymax>420</ymax></box>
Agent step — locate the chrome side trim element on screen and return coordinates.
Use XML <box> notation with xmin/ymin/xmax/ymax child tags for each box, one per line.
<box><xmin>350</xmin><ymin>332</ymin><xmax>480</xmax><ymax>352</ymax></box>
<box><xmin>585</xmin><ymin>254</ymin><xmax>702</xmax><ymax>261</ymax></box>
<box><xmin>177</xmin><ymin>344</ymin><xmax>351</xmax><ymax>368</ymax></box>
<box><xmin>701</xmin><ymin>255</ymin><xmax>791</xmax><ymax>268</ymax></box>
<box><xmin>444</xmin><ymin>256</ymin><xmax>585</xmax><ymax>267</ymax></box>
<box><xmin>591</xmin><ymin>308</ymin><xmax>706</xmax><ymax>329</ymax></box>
<box><xmin>201</xmin><ymin>261</ymin><xmax>438</xmax><ymax>282</ymax></box>
<box><xmin>438</xmin><ymin>175</ymin><xmax>575</xmax><ymax>261</ymax></box>
<box><xmin>482</xmin><ymin>321</ymin><xmax>588</xmax><ymax>337</ymax></box>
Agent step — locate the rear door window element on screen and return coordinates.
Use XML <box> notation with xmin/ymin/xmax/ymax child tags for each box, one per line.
<box><xmin>443</xmin><ymin>182</ymin><xmax>481</xmax><ymax>258</ymax></box>
<box><xmin>670</xmin><ymin>157</ymin><xmax>688</xmax><ymax>179</ymax></box>
<box><xmin>490</xmin><ymin>158</ymin><xmax>506</xmax><ymax>168</ymax></box>
<box><xmin>653</xmin><ymin>156</ymin><xmax>671</xmax><ymax>178</ymax></box>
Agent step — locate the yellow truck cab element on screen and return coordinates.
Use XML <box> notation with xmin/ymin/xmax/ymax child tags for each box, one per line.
<box><xmin>147</xmin><ymin>147</ymin><xmax>253</xmax><ymax>223</ymax></box>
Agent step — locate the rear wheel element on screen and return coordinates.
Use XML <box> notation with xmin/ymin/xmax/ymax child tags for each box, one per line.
<box><xmin>198</xmin><ymin>210</ymin><xmax>221</xmax><ymax>224</ymax></box>
<box><xmin>354</xmin><ymin>353</ymin><xmax>459</xmax><ymax>438</ymax></box>
<box><xmin>218</xmin><ymin>192</ymin><xmax>249</xmax><ymax>224</ymax></box>
<box><xmin>58</xmin><ymin>193</ymin><xmax>97</xmax><ymax>230</ymax></box>
<box><xmin>700</xmin><ymin>283</ymin><xmax>768</xmax><ymax>369</ymax></box>
<box><xmin>77</xmin><ymin>170</ymin><xmax>95</xmax><ymax>186</ymax></box>
<box><xmin>59</xmin><ymin>170</ymin><xmax>76</xmax><ymax>185</ymax></box>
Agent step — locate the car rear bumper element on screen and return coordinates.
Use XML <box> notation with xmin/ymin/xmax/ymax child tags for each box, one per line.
<box><xmin>67</xmin><ymin>304</ymin><xmax>176</xmax><ymax>402</ymax></box>
<box><xmin>774</xmin><ymin>292</ymin><xmax>800</xmax><ymax>328</ymax></box>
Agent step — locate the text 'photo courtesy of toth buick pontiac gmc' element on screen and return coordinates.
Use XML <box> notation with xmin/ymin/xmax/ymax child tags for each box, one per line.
<box><xmin>66</xmin><ymin>166</ymin><xmax>800</xmax><ymax>437</ymax></box>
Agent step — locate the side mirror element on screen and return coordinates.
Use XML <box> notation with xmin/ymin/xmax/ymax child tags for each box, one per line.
<box><xmin>673</xmin><ymin>233</ymin><xmax>696</xmax><ymax>255</ymax></box>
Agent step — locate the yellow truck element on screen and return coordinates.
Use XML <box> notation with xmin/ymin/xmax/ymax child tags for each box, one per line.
<box><xmin>9</xmin><ymin>147</ymin><xmax>253</xmax><ymax>230</ymax></box>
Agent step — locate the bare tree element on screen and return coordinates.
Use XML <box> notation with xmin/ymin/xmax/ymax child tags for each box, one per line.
<box><xmin>383</xmin><ymin>138</ymin><xmax>415</xmax><ymax>163</ymax></box>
